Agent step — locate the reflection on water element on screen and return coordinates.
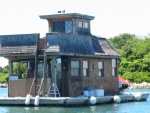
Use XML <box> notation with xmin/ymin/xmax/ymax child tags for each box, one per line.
<box><xmin>0</xmin><ymin>107</ymin><xmax>9</xmax><ymax>113</ymax></box>
<box><xmin>90</xmin><ymin>106</ymin><xmax>96</xmax><ymax>112</ymax></box>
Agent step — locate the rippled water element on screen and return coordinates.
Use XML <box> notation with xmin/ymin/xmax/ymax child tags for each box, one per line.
<box><xmin>0</xmin><ymin>88</ymin><xmax>150</xmax><ymax>113</ymax></box>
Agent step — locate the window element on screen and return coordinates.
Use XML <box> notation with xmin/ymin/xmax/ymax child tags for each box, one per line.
<box><xmin>84</xmin><ymin>22</ymin><xmax>88</xmax><ymax>28</ymax></box>
<box><xmin>83</xmin><ymin>61</ymin><xmax>89</xmax><ymax>77</ymax></box>
<box><xmin>71</xmin><ymin>61</ymin><xmax>80</xmax><ymax>76</ymax></box>
<box><xmin>78</xmin><ymin>21</ymin><xmax>89</xmax><ymax>28</ymax></box>
<box><xmin>53</xmin><ymin>20</ymin><xmax>72</xmax><ymax>33</ymax></box>
<box><xmin>79</xmin><ymin>21</ymin><xmax>83</xmax><ymax>27</ymax></box>
<box><xmin>98</xmin><ymin>62</ymin><xmax>104</xmax><ymax>77</ymax></box>
<box><xmin>112</xmin><ymin>59</ymin><xmax>117</xmax><ymax>77</ymax></box>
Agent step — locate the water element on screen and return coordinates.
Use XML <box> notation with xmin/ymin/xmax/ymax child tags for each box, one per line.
<box><xmin>0</xmin><ymin>88</ymin><xmax>150</xmax><ymax>113</ymax></box>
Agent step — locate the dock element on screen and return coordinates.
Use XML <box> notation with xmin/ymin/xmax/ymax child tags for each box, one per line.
<box><xmin>0</xmin><ymin>92</ymin><xmax>149</xmax><ymax>106</ymax></box>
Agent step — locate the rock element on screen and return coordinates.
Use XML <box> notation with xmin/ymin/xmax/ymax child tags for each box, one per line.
<box><xmin>132</xmin><ymin>82</ymin><xmax>150</xmax><ymax>88</ymax></box>
<box><xmin>0</xmin><ymin>83</ymin><xmax>7</xmax><ymax>88</ymax></box>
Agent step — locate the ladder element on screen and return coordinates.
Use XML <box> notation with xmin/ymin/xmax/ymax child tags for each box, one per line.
<box><xmin>47</xmin><ymin>83</ymin><xmax>60</xmax><ymax>97</ymax></box>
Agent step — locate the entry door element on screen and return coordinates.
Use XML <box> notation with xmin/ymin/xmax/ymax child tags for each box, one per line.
<box><xmin>61</xmin><ymin>62</ymin><xmax>69</xmax><ymax>97</ymax></box>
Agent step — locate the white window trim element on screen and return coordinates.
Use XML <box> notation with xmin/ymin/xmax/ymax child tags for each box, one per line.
<box><xmin>83</xmin><ymin>22</ymin><xmax>89</xmax><ymax>28</ymax></box>
<box><xmin>83</xmin><ymin>61</ymin><xmax>89</xmax><ymax>77</ymax></box>
<box><xmin>98</xmin><ymin>62</ymin><xmax>104</xmax><ymax>77</ymax></box>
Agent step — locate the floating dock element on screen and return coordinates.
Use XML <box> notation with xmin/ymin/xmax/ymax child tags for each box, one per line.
<box><xmin>0</xmin><ymin>92</ymin><xmax>149</xmax><ymax>106</ymax></box>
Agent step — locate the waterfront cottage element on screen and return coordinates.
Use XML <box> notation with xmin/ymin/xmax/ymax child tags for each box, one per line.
<box><xmin>0</xmin><ymin>13</ymin><xmax>121</xmax><ymax>97</ymax></box>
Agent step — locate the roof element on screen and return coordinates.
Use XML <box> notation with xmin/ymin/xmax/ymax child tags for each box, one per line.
<box><xmin>45</xmin><ymin>33</ymin><xmax>121</xmax><ymax>58</ymax></box>
<box><xmin>40</xmin><ymin>13</ymin><xmax>95</xmax><ymax>20</ymax></box>
<box><xmin>0</xmin><ymin>33</ymin><xmax>39</xmax><ymax>56</ymax></box>
<box><xmin>118</xmin><ymin>76</ymin><xmax>130</xmax><ymax>84</ymax></box>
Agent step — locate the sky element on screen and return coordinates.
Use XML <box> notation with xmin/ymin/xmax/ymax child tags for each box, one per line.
<box><xmin>0</xmin><ymin>0</ymin><xmax>150</xmax><ymax>67</ymax></box>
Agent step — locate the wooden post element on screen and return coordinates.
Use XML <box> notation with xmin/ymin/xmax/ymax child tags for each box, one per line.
<box><xmin>34</xmin><ymin>52</ymin><xmax>38</xmax><ymax>96</ymax></box>
<box><xmin>48</xmin><ymin>20</ymin><xmax>52</xmax><ymax>32</ymax></box>
<box><xmin>43</xmin><ymin>53</ymin><xmax>47</xmax><ymax>96</ymax></box>
<box><xmin>8</xmin><ymin>60</ymin><xmax>13</xmax><ymax>75</ymax></box>
<box><xmin>8</xmin><ymin>60</ymin><xmax>13</xmax><ymax>97</ymax></box>
<box><xmin>51</xmin><ymin>57</ymin><xmax>57</xmax><ymax>84</ymax></box>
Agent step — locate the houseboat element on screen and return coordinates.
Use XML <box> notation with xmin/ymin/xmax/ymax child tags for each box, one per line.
<box><xmin>0</xmin><ymin>12</ymin><xmax>149</xmax><ymax>106</ymax></box>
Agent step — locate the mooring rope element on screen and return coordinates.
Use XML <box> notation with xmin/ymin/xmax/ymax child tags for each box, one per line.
<box><xmin>37</xmin><ymin>78</ymin><xmax>44</xmax><ymax>96</ymax></box>
<box><xmin>29</xmin><ymin>78</ymin><xmax>35</xmax><ymax>94</ymax></box>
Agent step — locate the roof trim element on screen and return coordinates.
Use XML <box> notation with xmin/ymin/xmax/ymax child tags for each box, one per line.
<box><xmin>0</xmin><ymin>53</ymin><xmax>36</xmax><ymax>57</ymax></box>
<box><xmin>45</xmin><ymin>52</ymin><xmax>121</xmax><ymax>59</ymax></box>
<box><xmin>39</xmin><ymin>13</ymin><xmax>95</xmax><ymax>20</ymax></box>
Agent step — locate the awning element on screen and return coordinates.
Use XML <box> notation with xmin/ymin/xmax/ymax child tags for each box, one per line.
<box><xmin>118</xmin><ymin>76</ymin><xmax>130</xmax><ymax>84</ymax></box>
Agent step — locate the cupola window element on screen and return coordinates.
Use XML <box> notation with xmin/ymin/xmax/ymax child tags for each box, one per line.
<box><xmin>78</xmin><ymin>21</ymin><xmax>89</xmax><ymax>29</ymax></box>
<box><xmin>84</xmin><ymin>22</ymin><xmax>88</xmax><ymax>28</ymax></box>
<box><xmin>53</xmin><ymin>20</ymin><xmax>72</xmax><ymax>33</ymax></box>
<box><xmin>79</xmin><ymin>21</ymin><xmax>83</xmax><ymax>28</ymax></box>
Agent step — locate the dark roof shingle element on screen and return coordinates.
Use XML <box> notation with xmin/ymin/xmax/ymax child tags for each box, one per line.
<box><xmin>45</xmin><ymin>33</ymin><xmax>121</xmax><ymax>58</ymax></box>
<box><xmin>0</xmin><ymin>33</ymin><xmax>39</xmax><ymax>56</ymax></box>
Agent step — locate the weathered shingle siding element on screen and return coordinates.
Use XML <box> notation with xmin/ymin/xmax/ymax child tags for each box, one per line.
<box><xmin>0</xmin><ymin>34</ymin><xmax>39</xmax><ymax>55</ymax></box>
<box><xmin>46</xmin><ymin>33</ymin><xmax>95</xmax><ymax>55</ymax></box>
<box><xmin>76</xmin><ymin>29</ymin><xmax>92</xmax><ymax>36</ymax></box>
<box><xmin>92</xmin><ymin>36</ymin><xmax>104</xmax><ymax>53</ymax></box>
<box><xmin>0</xmin><ymin>34</ymin><xmax>38</xmax><ymax>46</ymax></box>
<box><xmin>98</xmin><ymin>38</ymin><xmax>121</xmax><ymax>56</ymax></box>
<box><xmin>46</xmin><ymin>33</ymin><xmax>121</xmax><ymax>58</ymax></box>
<box><xmin>0</xmin><ymin>46</ymin><xmax>36</xmax><ymax>54</ymax></box>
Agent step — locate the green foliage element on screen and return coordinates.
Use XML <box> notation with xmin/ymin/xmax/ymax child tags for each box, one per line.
<box><xmin>0</xmin><ymin>62</ymin><xmax>27</xmax><ymax>83</ymax></box>
<box><xmin>2</xmin><ymin>65</ymin><xmax>8</xmax><ymax>73</ymax></box>
<box><xmin>122</xmin><ymin>72</ymin><xmax>150</xmax><ymax>83</ymax></box>
<box><xmin>109</xmin><ymin>33</ymin><xmax>150</xmax><ymax>83</ymax></box>
<box><xmin>13</xmin><ymin>62</ymin><xmax>27</xmax><ymax>78</ymax></box>
<box><xmin>0</xmin><ymin>65</ymin><xmax>9</xmax><ymax>84</ymax></box>
<box><xmin>0</xmin><ymin>72</ymin><xmax>9</xmax><ymax>83</ymax></box>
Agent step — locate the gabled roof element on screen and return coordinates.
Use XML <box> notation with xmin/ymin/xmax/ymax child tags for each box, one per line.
<box><xmin>45</xmin><ymin>33</ymin><xmax>121</xmax><ymax>58</ymax></box>
<box><xmin>0</xmin><ymin>33</ymin><xmax>39</xmax><ymax>56</ymax></box>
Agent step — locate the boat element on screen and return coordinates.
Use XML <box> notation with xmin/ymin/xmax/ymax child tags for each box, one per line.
<box><xmin>0</xmin><ymin>12</ymin><xmax>149</xmax><ymax>106</ymax></box>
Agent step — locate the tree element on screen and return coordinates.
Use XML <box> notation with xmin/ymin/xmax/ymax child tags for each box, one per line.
<box><xmin>108</xmin><ymin>33</ymin><xmax>150</xmax><ymax>83</ymax></box>
<box><xmin>2</xmin><ymin>65</ymin><xmax>8</xmax><ymax>73</ymax></box>
<box><xmin>13</xmin><ymin>62</ymin><xmax>27</xmax><ymax>78</ymax></box>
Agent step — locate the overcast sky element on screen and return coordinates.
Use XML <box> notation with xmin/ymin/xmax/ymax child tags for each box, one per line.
<box><xmin>0</xmin><ymin>0</ymin><xmax>150</xmax><ymax>67</ymax></box>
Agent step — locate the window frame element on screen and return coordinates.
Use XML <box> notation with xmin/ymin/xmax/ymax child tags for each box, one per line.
<box><xmin>83</xmin><ymin>61</ymin><xmax>89</xmax><ymax>77</ymax></box>
<box><xmin>83</xmin><ymin>21</ymin><xmax>89</xmax><ymax>29</ymax></box>
<box><xmin>52</xmin><ymin>20</ymin><xmax>73</xmax><ymax>33</ymax></box>
<box><xmin>98</xmin><ymin>61</ymin><xmax>104</xmax><ymax>77</ymax></box>
<box><xmin>78</xmin><ymin>21</ymin><xmax>83</xmax><ymax>28</ymax></box>
<box><xmin>71</xmin><ymin>60</ymin><xmax>80</xmax><ymax>77</ymax></box>
<box><xmin>112</xmin><ymin>59</ymin><xmax>117</xmax><ymax>77</ymax></box>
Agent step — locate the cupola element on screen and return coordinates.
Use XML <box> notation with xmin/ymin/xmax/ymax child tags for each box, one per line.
<box><xmin>40</xmin><ymin>12</ymin><xmax>95</xmax><ymax>36</ymax></box>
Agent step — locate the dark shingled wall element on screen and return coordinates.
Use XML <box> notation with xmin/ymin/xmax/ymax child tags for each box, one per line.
<box><xmin>46</xmin><ymin>33</ymin><xmax>95</xmax><ymax>55</ymax></box>
<box><xmin>0</xmin><ymin>34</ymin><xmax>38</xmax><ymax>47</ymax></box>
<box><xmin>76</xmin><ymin>29</ymin><xmax>91</xmax><ymax>36</ymax></box>
<box><xmin>92</xmin><ymin>36</ymin><xmax>104</xmax><ymax>53</ymax></box>
<box><xmin>45</xmin><ymin>33</ymin><xmax>121</xmax><ymax>57</ymax></box>
<box><xmin>0</xmin><ymin>33</ymin><xmax>39</xmax><ymax>55</ymax></box>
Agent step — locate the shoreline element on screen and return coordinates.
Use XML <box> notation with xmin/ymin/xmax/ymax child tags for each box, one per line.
<box><xmin>0</xmin><ymin>83</ymin><xmax>7</xmax><ymax>88</ymax></box>
<box><xmin>130</xmin><ymin>82</ymin><xmax>150</xmax><ymax>89</ymax></box>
